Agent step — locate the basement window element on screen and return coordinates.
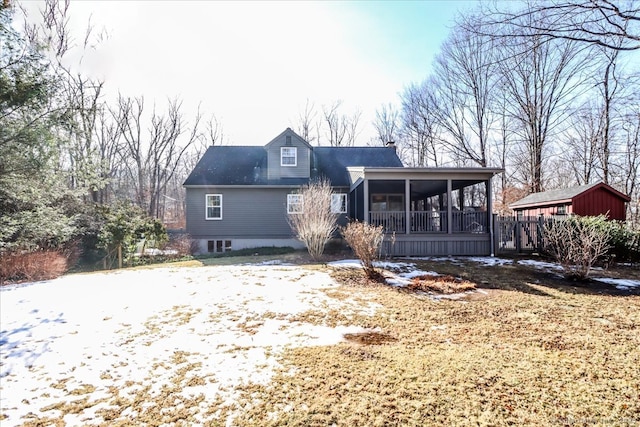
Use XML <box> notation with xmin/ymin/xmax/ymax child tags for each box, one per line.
<box><xmin>207</xmin><ymin>240</ymin><xmax>232</xmax><ymax>253</ymax></box>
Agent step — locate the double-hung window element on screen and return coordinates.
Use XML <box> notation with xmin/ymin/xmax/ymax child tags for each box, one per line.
<box><xmin>287</xmin><ymin>194</ymin><xmax>303</xmax><ymax>214</ymax></box>
<box><xmin>331</xmin><ymin>193</ymin><xmax>347</xmax><ymax>213</ymax></box>
<box><xmin>281</xmin><ymin>147</ymin><xmax>297</xmax><ymax>166</ymax></box>
<box><xmin>205</xmin><ymin>194</ymin><xmax>222</xmax><ymax>220</ymax></box>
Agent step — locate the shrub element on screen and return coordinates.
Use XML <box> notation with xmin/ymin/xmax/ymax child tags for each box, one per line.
<box><xmin>543</xmin><ymin>215</ymin><xmax>612</xmax><ymax>279</ymax></box>
<box><xmin>341</xmin><ymin>221</ymin><xmax>385</xmax><ymax>279</ymax></box>
<box><xmin>0</xmin><ymin>249</ymin><xmax>69</xmax><ymax>285</ymax></box>
<box><xmin>165</xmin><ymin>233</ymin><xmax>198</xmax><ymax>257</ymax></box>
<box><xmin>607</xmin><ymin>221</ymin><xmax>640</xmax><ymax>264</ymax></box>
<box><xmin>97</xmin><ymin>202</ymin><xmax>168</xmax><ymax>269</ymax></box>
<box><xmin>288</xmin><ymin>179</ymin><xmax>339</xmax><ymax>260</ymax></box>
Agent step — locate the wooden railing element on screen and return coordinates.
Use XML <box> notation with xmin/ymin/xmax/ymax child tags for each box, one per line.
<box><xmin>369</xmin><ymin>211</ymin><xmax>405</xmax><ymax>233</ymax></box>
<box><xmin>452</xmin><ymin>211</ymin><xmax>487</xmax><ymax>233</ymax></box>
<box><xmin>369</xmin><ymin>210</ymin><xmax>488</xmax><ymax>234</ymax></box>
<box><xmin>410</xmin><ymin>211</ymin><xmax>447</xmax><ymax>233</ymax></box>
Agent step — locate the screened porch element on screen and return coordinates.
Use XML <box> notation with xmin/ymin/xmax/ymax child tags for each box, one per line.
<box><xmin>346</xmin><ymin>167</ymin><xmax>503</xmax><ymax>256</ymax></box>
<box><xmin>365</xmin><ymin>179</ymin><xmax>490</xmax><ymax>234</ymax></box>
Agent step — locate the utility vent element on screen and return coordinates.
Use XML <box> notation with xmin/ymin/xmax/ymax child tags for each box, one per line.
<box><xmin>285</xmin><ymin>135</ymin><xmax>292</xmax><ymax>145</ymax></box>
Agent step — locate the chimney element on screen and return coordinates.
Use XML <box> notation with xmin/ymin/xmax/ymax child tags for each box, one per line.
<box><xmin>386</xmin><ymin>141</ymin><xmax>396</xmax><ymax>152</ymax></box>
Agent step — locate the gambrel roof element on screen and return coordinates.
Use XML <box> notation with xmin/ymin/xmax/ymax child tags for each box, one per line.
<box><xmin>183</xmin><ymin>145</ymin><xmax>403</xmax><ymax>187</ymax></box>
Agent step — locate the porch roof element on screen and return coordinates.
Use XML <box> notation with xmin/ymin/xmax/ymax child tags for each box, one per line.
<box><xmin>347</xmin><ymin>167</ymin><xmax>504</xmax><ymax>191</ymax></box>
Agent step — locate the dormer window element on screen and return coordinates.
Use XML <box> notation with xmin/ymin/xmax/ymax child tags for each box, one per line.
<box><xmin>281</xmin><ymin>147</ymin><xmax>297</xmax><ymax>167</ymax></box>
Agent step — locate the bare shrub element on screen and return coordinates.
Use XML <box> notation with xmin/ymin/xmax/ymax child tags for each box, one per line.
<box><xmin>341</xmin><ymin>221</ymin><xmax>384</xmax><ymax>279</ymax></box>
<box><xmin>288</xmin><ymin>179</ymin><xmax>339</xmax><ymax>260</ymax></box>
<box><xmin>0</xmin><ymin>250</ymin><xmax>69</xmax><ymax>285</ymax></box>
<box><xmin>544</xmin><ymin>215</ymin><xmax>612</xmax><ymax>280</ymax></box>
<box><xmin>166</xmin><ymin>233</ymin><xmax>198</xmax><ymax>256</ymax></box>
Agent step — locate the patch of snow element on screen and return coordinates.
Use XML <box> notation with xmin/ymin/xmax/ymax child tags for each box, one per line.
<box><xmin>467</xmin><ymin>257</ymin><xmax>513</xmax><ymax>267</ymax></box>
<box><xmin>384</xmin><ymin>269</ymin><xmax>439</xmax><ymax>287</ymax></box>
<box><xmin>328</xmin><ymin>259</ymin><xmax>363</xmax><ymax>269</ymax></box>
<box><xmin>0</xmin><ymin>264</ymin><xmax>376</xmax><ymax>425</ymax></box>
<box><xmin>517</xmin><ymin>259</ymin><xmax>564</xmax><ymax>270</ymax></box>
<box><xmin>593</xmin><ymin>277</ymin><xmax>640</xmax><ymax>291</ymax></box>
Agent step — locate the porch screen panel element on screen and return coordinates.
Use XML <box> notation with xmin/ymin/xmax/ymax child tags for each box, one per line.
<box><xmin>451</xmin><ymin>180</ymin><xmax>488</xmax><ymax>233</ymax></box>
<box><xmin>409</xmin><ymin>180</ymin><xmax>447</xmax><ymax>233</ymax></box>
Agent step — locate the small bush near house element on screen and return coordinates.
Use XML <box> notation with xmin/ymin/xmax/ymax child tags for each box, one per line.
<box><xmin>0</xmin><ymin>249</ymin><xmax>68</xmax><ymax>285</ymax></box>
<box><xmin>165</xmin><ymin>233</ymin><xmax>198</xmax><ymax>257</ymax></box>
<box><xmin>544</xmin><ymin>215</ymin><xmax>611</xmax><ymax>279</ymax></box>
<box><xmin>341</xmin><ymin>221</ymin><xmax>385</xmax><ymax>280</ymax></box>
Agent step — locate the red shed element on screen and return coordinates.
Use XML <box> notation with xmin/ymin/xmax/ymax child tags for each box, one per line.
<box><xmin>509</xmin><ymin>182</ymin><xmax>630</xmax><ymax>220</ymax></box>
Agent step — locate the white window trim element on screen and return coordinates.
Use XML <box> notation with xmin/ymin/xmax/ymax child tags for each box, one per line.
<box><xmin>281</xmin><ymin>147</ymin><xmax>297</xmax><ymax>167</ymax></box>
<box><xmin>331</xmin><ymin>193</ymin><xmax>347</xmax><ymax>214</ymax></box>
<box><xmin>287</xmin><ymin>194</ymin><xmax>303</xmax><ymax>214</ymax></box>
<box><xmin>205</xmin><ymin>194</ymin><xmax>223</xmax><ymax>220</ymax></box>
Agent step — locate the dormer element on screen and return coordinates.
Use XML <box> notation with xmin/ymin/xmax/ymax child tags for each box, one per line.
<box><xmin>265</xmin><ymin>128</ymin><xmax>313</xmax><ymax>180</ymax></box>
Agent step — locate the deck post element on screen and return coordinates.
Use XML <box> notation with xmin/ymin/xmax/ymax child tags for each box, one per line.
<box><xmin>447</xmin><ymin>179</ymin><xmax>452</xmax><ymax>234</ymax></box>
<box><xmin>363</xmin><ymin>178</ymin><xmax>369</xmax><ymax>224</ymax></box>
<box><xmin>488</xmin><ymin>178</ymin><xmax>495</xmax><ymax>256</ymax></box>
<box><xmin>405</xmin><ymin>178</ymin><xmax>410</xmax><ymax>234</ymax></box>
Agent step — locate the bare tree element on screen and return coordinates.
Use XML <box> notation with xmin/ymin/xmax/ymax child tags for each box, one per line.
<box><xmin>400</xmin><ymin>81</ymin><xmax>441</xmax><ymax>166</ymax></box>
<box><xmin>372</xmin><ymin>103</ymin><xmax>400</xmax><ymax>146</ymax></box>
<box><xmin>431</xmin><ymin>25</ymin><xmax>497</xmax><ymax>167</ymax></box>
<box><xmin>470</xmin><ymin>0</ymin><xmax>640</xmax><ymax>51</ymax></box>
<box><xmin>203</xmin><ymin>113</ymin><xmax>224</xmax><ymax>147</ymax></box>
<box><xmin>117</xmin><ymin>96</ymin><xmax>201</xmax><ymax>219</ymax></box>
<box><xmin>496</xmin><ymin>14</ymin><xmax>589</xmax><ymax>193</ymax></box>
<box><xmin>294</xmin><ymin>98</ymin><xmax>317</xmax><ymax>144</ymax></box>
<box><xmin>561</xmin><ymin>102</ymin><xmax>602</xmax><ymax>185</ymax></box>
<box><xmin>617</xmin><ymin>104</ymin><xmax>640</xmax><ymax>224</ymax></box>
<box><xmin>321</xmin><ymin>100</ymin><xmax>361</xmax><ymax>146</ymax></box>
<box><xmin>322</xmin><ymin>101</ymin><xmax>347</xmax><ymax>146</ymax></box>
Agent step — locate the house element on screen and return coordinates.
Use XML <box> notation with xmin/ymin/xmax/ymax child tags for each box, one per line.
<box><xmin>184</xmin><ymin>128</ymin><xmax>503</xmax><ymax>256</ymax></box>
<box><xmin>509</xmin><ymin>182</ymin><xmax>630</xmax><ymax>220</ymax></box>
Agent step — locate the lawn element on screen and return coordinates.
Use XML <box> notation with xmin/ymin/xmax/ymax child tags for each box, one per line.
<box><xmin>1</xmin><ymin>255</ymin><xmax>639</xmax><ymax>426</ymax></box>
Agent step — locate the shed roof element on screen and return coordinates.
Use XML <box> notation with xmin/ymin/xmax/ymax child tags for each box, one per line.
<box><xmin>509</xmin><ymin>182</ymin><xmax>630</xmax><ymax>209</ymax></box>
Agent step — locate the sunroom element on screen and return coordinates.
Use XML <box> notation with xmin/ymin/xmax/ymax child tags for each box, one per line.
<box><xmin>346</xmin><ymin>167</ymin><xmax>504</xmax><ymax>256</ymax></box>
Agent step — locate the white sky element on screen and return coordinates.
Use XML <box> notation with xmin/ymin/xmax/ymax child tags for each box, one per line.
<box><xmin>21</xmin><ymin>0</ymin><xmax>479</xmax><ymax>146</ymax></box>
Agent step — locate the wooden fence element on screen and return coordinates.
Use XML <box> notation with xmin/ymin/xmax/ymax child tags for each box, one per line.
<box><xmin>494</xmin><ymin>216</ymin><xmax>546</xmax><ymax>253</ymax></box>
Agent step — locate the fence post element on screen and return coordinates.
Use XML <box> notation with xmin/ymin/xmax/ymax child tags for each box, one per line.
<box><xmin>515</xmin><ymin>219</ymin><xmax>522</xmax><ymax>253</ymax></box>
<box><xmin>537</xmin><ymin>215</ymin><xmax>545</xmax><ymax>253</ymax></box>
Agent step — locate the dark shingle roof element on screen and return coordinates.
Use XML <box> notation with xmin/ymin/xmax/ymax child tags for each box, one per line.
<box><xmin>313</xmin><ymin>147</ymin><xmax>403</xmax><ymax>186</ymax></box>
<box><xmin>184</xmin><ymin>145</ymin><xmax>403</xmax><ymax>187</ymax></box>
<box><xmin>509</xmin><ymin>182</ymin><xmax>630</xmax><ymax>208</ymax></box>
<box><xmin>183</xmin><ymin>146</ymin><xmax>266</xmax><ymax>186</ymax></box>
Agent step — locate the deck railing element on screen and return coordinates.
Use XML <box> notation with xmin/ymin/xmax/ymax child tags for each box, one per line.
<box><xmin>452</xmin><ymin>211</ymin><xmax>487</xmax><ymax>233</ymax></box>
<box><xmin>410</xmin><ymin>211</ymin><xmax>447</xmax><ymax>233</ymax></box>
<box><xmin>368</xmin><ymin>210</ymin><xmax>488</xmax><ymax>234</ymax></box>
<box><xmin>369</xmin><ymin>211</ymin><xmax>405</xmax><ymax>233</ymax></box>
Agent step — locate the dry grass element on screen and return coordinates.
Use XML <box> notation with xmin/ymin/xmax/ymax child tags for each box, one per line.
<box><xmin>406</xmin><ymin>274</ymin><xmax>476</xmax><ymax>294</ymax></box>
<box><xmin>9</xmin><ymin>257</ymin><xmax>640</xmax><ymax>426</ymax></box>
<box><xmin>0</xmin><ymin>250</ymin><xmax>69</xmax><ymax>285</ymax></box>
<box><xmin>230</xmin><ymin>259</ymin><xmax>640</xmax><ymax>426</ymax></box>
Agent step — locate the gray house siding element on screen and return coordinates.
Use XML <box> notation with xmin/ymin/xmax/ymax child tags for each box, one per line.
<box><xmin>266</xmin><ymin>131</ymin><xmax>311</xmax><ymax>180</ymax></box>
<box><xmin>186</xmin><ymin>187</ymin><xmax>297</xmax><ymax>238</ymax></box>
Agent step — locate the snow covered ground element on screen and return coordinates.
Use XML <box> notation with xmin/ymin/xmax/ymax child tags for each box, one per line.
<box><xmin>1</xmin><ymin>257</ymin><xmax>637</xmax><ymax>425</ymax></box>
<box><xmin>0</xmin><ymin>264</ymin><xmax>379</xmax><ymax>426</ymax></box>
